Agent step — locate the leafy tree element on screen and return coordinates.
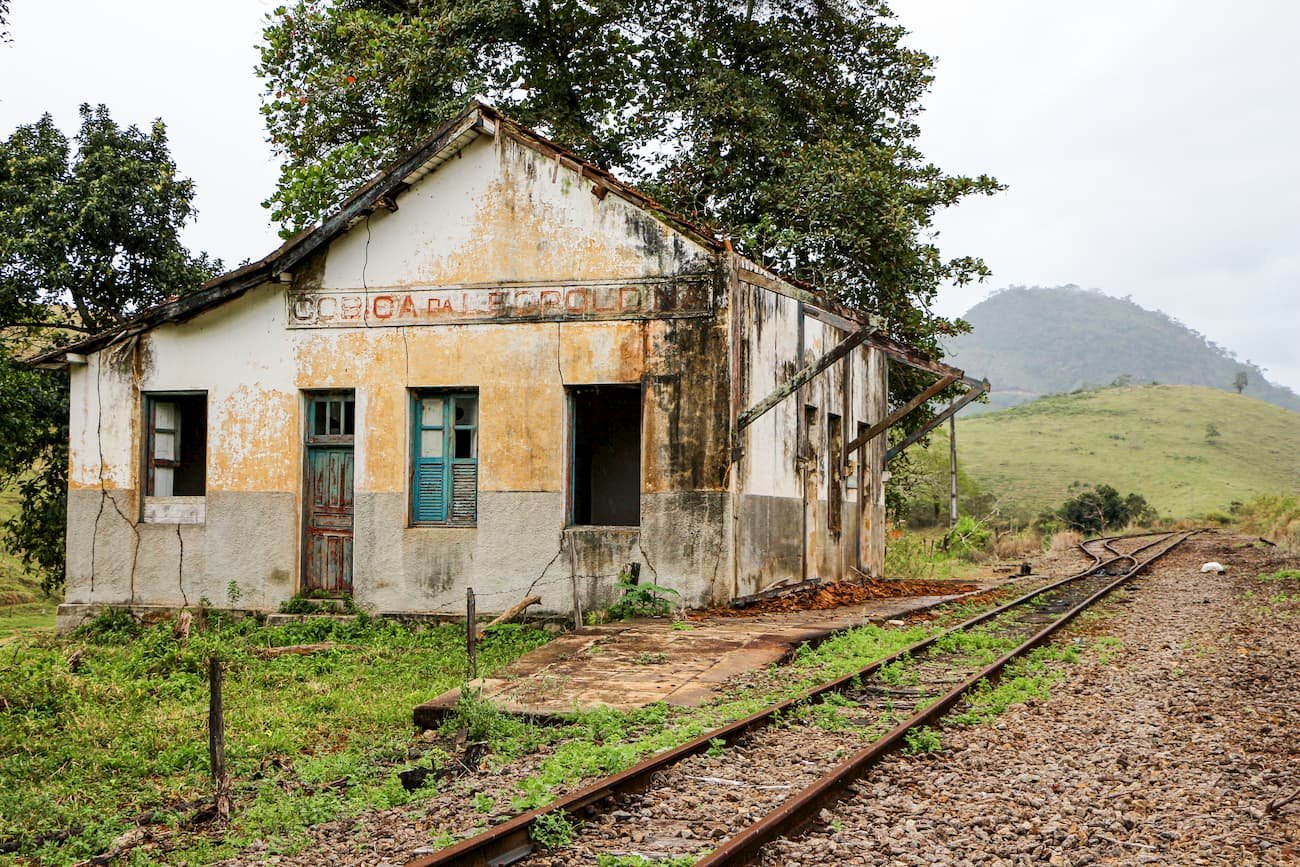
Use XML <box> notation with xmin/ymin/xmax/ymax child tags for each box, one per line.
<box><xmin>257</xmin><ymin>0</ymin><xmax>1001</xmax><ymax>355</ymax></box>
<box><xmin>1233</xmin><ymin>370</ymin><xmax>1247</xmax><ymax>394</ymax></box>
<box><xmin>0</xmin><ymin>106</ymin><xmax>220</xmax><ymax>335</ymax></box>
<box><xmin>0</xmin><ymin>106</ymin><xmax>220</xmax><ymax>591</ymax></box>
<box><xmin>0</xmin><ymin>351</ymin><xmax>67</xmax><ymax>593</ymax></box>
<box><xmin>1054</xmin><ymin>484</ymin><xmax>1154</xmax><ymax>535</ymax></box>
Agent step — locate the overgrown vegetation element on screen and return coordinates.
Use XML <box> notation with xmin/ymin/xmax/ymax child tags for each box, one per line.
<box><xmin>903</xmin><ymin>725</ymin><xmax>942</xmax><ymax>754</ymax></box>
<box><xmin>432</xmin><ymin>618</ymin><xmax>940</xmax><ymax>816</ymax></box>
<box><xmin>0</xmin><ymin>614</ymin><xmax>547</xmax><ymax>863</ymax></box>
<box><xmin>949</xmin><ymin>644</ymin><xmax>1079</xmax><ymax>726</ymax></box>
<box><xmin>596</xmin><ymin>854</ymin><xmax>702</xmax><ymax>867</ymax></box>
<box><xmin>529</xmin><ymin>810</ymin><xmax>578</xmax><ymax>849</ymax></box>
<box><xmin>1236</xmin><ymin>495</ymin><xmax>1300</xmax><ymax>551</ymax></box>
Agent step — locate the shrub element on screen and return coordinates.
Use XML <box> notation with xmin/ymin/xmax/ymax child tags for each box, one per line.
<box><xmin>942</xmin><ymin>515</ymin><xmax>992</xmax><ymax>559</ymax></box>
<box><xmin>1054</xmin><ymin>484</ymin><xmax>1156</xmax><ymax>535</ymax></box>
<box><xmin>608</xmin><ymin>575</ymin><xmax>679</xmax><ymax>620</ymax></box>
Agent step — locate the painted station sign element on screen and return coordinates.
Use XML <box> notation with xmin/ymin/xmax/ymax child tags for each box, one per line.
<box><xmin>287</xmin><ymin>277</ymin><xmax>713</xmax><ymax>328</ymax></box>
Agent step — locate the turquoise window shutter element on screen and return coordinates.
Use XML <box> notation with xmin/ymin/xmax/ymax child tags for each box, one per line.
<box><xmin>413</xmin><ymin>457</ymin><xmax>446</xmax><ymax>522</ymax></box>
<box><xmin>411</xmin><ymin>392</ymin><xmax>477</xmax><ymax>524</ymax></box>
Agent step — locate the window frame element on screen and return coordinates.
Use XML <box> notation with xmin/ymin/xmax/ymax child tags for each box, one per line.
<box><xmin>141</xmin><ymin>390</ymin><xmax>208</xmax><ymax>525</ymax></box>
<box><xmin>305</xmin><ymin>391</ymin><xmax>356</xmax><ymax>446</ymax></box>
<box><xmin>410</xmin><ymin>390</ymin><xmax>479</xmax><ymax>526</ymax></box>
<box><xmin>566</xmin><ymin>384</ymin><xmax>643</xmax><ymax>528</ymax></box>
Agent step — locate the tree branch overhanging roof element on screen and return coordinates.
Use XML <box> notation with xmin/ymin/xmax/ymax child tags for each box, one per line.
<box><xmin>26</xmin><ymin>98</ymin><xmax>950</xmax><ymax>381</ymax></box>
<box><xmin>28</xmin><ymin>99</ymin><xmax>727</xmax><ymax>368</ymax></box>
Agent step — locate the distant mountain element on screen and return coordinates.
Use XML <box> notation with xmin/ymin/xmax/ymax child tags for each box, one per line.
<box><xmin>949</xmin><ymin>385</ymin><xmax>1300</xmax><ymax>518</ymax></box>
<box><xmin>945</xmin><ymin>285</ymin><xmax>1300</xmax><ymax>414</ymax></box>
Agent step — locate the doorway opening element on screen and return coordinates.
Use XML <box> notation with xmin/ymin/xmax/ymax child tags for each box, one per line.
<box><xmin>569</xmin><ymin>385</ymin><xmax>641</xmax><ymax>526</ymax></box>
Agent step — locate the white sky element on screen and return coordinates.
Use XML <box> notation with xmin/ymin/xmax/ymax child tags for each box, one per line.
<box><xmin>2</xmin><ymin>1</ymin><xmax>1297</xmax><ymax>391</ymax></box>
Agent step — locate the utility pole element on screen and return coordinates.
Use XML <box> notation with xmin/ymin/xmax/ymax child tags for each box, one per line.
<box><xmin>949</xmin><ymin>414</ymin><xmax>959</xmax><ymax>528</ymax></box>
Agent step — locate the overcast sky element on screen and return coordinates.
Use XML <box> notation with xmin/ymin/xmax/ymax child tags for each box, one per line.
<box><xmin>2</xmin><ymin>1</ymin><xmax>1297</xmax><ymax>391</ymax></box>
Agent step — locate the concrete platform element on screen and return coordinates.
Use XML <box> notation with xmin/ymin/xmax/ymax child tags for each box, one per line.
<box><xmin>414</xmin><ymin>587</ymin><xmax>995</xmax><ymax>727</ymax></box>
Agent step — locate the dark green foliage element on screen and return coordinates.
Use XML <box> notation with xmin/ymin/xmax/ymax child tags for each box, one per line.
<box><xmin>1052</xmin><ymin>484</ymin><xmax>1156</xmax><ymax>535</ymax></box>
<box><xmin>258</xmin><ymin>0</ymin><xmax>1000</xmax><ymax>356</ymax></box>
<box><xmin>0</xmin><ymin>351</ymin><xmax>67</xmax><ymax>592</ymax></box>
<box><xmin>0</xmin><ymin>106</ymin><xmax>220</xmax><ymax>335</ymax></box>
<box><xmin>945</xmin><ymin>286</ymin><xmax>1300</xmax><ymax>414</ymax></box>
<box><xmin>0</xmin><ymin>106</ymin><xmax>219</xmax><ymax>591</ymax></box>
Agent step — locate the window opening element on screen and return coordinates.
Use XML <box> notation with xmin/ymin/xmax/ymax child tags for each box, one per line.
<box><xmin>803</xmin><ymin>404</ymin><xmax>818</xmax><ymax>461</ymax></box>
<box><xmin>570</xmin><ymin>385</ymin><xmax>641</xmax><ymax>526</ymax></box>
<box><xmin>412</xmin><ymin>391</ymin><xmax>478</xmax><ymax>524</ymax></box>
<box><xmin>310</xmin><ymin>393</ymin><xmax>355</xmax><ymax>440</ymax></box>
<box><xmin>828</xmin><ymin>412</ymin><xmax>843</xmax><ymax>534</ymax></box>
<box><xmin>146</xmin><ymin>393</ymin><xmax>207</xmax><ymax>497</ymax></box>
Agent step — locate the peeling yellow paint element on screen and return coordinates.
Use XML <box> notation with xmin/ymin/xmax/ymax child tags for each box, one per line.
<box><xmin>412</xmin><ymin>139</ymin><xmax>702</xmax><ymax>287</ymax></box>
<box><xmin>558</xmin><ymin>321</ymin><xmax>645</xmax><ymax>384</ymax></box>
<box><xmin>208</xmin><ymin>385</ymin><xmax>298</xmax><ymax>492</ymax></box>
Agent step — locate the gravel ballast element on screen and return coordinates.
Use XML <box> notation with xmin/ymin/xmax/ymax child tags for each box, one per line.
<box><xmin>760</xmin><ymin>531</ymin><xmax>1300</xmax><ymax>866</ymax></box>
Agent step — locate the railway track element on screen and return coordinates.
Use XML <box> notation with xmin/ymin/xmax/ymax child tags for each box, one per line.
<box><xmin>407</xmin><ymin>530</ymin><xmax>1194</xmax><ymax>867</ymax></box>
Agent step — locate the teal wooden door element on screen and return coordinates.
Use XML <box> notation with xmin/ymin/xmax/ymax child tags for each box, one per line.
<box><xmin>304</xmin><ymin>392</ymin><xmax>355</xmax><ymax>594</ymax></box>
<box><xmin>305</xmin><ymin>446</ymin><xmax>354</xmax><ymax>593</ymax></box>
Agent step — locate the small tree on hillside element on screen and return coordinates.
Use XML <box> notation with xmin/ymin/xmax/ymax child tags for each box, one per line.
<box><xmin>1055</xmin><ymin>484</ymin><xmax>1154</xmax><ymax>535</ymax></box>
<box><xmin>1233</xmin><ymin>371</ymin><xmax>1248</xmax><ymax>394</ymax></box>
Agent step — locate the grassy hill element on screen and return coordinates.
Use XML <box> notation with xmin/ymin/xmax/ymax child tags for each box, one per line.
<box><xmin>945</xmin><ymin>286</ymin><xmax>1300</xmax><ymax>414</ymax></box>
<box><xmin>947</xmin><ymin>384</ymin><xmax>1300</xmax><ymax>519</ymax></box>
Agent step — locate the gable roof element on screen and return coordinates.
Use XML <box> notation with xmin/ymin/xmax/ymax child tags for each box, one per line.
<box><xmin>30</xmin><ymin>99</ymin><xmax>727</xmax><ymax>368</ymax></box>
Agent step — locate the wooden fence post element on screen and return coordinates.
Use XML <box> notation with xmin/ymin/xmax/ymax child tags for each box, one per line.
<box><xmin>466</xmin><ymin>587</ymin><xmax>477</xmax><ymax>682</ymax></box>
<box><xmin>208</xmin><ymin>656</ymin><xmax>230</xmax><ymax>823</ymax></box>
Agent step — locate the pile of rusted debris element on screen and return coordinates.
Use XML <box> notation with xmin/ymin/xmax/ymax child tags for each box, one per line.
<box><xmin>701</xmin><ymin>575</ymin><xmax>980</xmax><ymax>617</ymax></box>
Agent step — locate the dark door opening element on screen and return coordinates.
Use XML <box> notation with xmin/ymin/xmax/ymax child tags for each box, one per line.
<box><xmin>570</xmin><ymin>385</ymin><xmax>641</xmax><ymax>526</ymax></box>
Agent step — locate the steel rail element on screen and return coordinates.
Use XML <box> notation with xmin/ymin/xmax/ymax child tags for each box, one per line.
<box><xmin>696</xmin><ymin>530</ymin><xmax>1195</xmax><ymax>865</ymax></box>
<box><xmin>405</xmin><ymin>531</ymin><xmax>1181</xmax><ymax>867</ymax></box>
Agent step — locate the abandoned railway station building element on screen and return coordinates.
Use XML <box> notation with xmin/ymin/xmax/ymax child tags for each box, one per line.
<box><xmin>36</xmin><ymin>101</ymin><xmax>983</xmax><ymax>630</ymax></box>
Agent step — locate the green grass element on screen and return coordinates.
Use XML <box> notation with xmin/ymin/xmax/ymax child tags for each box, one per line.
<box><xmin>942</xmin><ymin>385</ymin><xmax>1300</xmax><ymax>519</ymax></box>
<box><xmin>0</xmin><ymin>483</ymin><xmax>47</xmax><ymax>607</ymax></box>
<box><xmin>0</xmin><ymin>601</ymin><xmax>56</xmax><ymax>639</ymax></box>
<box><xmin>949</xmin><ymin>643</ymin><xmax>1079</xmax><ymax>726</ymax></box>
<box><xmin>0</xmin><ymin>580</ymin><xmax>1038</xmax><ymax>863</ymax></box>
<box><xmin>0</xmin><ymin>615</ymin><xmax>549</xmax><ymax>864</ymax></box>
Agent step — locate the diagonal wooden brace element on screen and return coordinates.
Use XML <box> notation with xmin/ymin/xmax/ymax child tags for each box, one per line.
<box><xmin>844</xmin><ymin>372</ymin><xmax>959</xmax><ymax>457</ymax></box>
<box><xmin>735</xmin><ymin>327</ymin><xmax>877</xmax><ymax>439</ymax></box>
<box><xmin>885</xmin><ymin>379</ymin><xmax>990</xmax><ymax>463</ymax></box>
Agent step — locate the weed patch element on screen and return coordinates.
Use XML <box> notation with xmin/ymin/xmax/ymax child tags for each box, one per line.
<box><xmin>597</xmin><ymin>855</ymin><xmax>702</xmax><ymax>866</ymax></box>
<box><xmin>904</xmin><ymin>725</ymin><xmax>942</xmax><ymax>754</ymax></box>
<box><xmin>950</xmin><ymin>644</ymin><xmax>1077</xmax><ymax>726</ymax></box>
<box><xmin>530</xmin><ymin>810</ymin><xmax>578</xmax><ymax>848</ymax></box>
